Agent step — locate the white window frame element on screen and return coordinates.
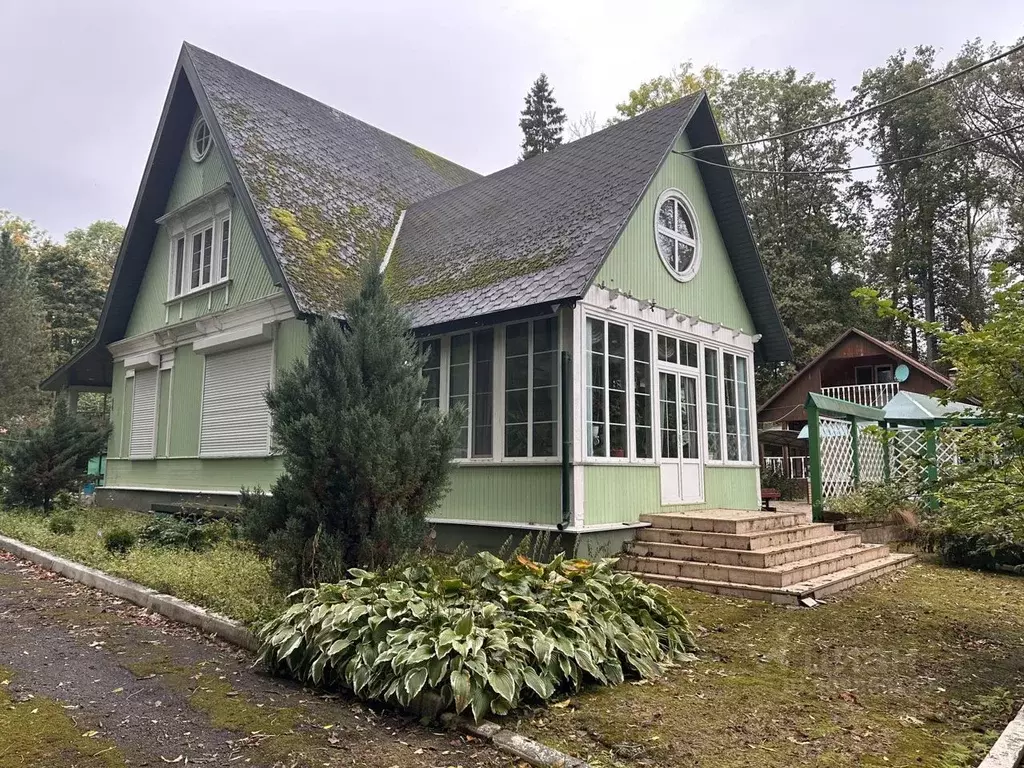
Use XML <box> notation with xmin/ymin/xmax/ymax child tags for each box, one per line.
<box><xmin>719</xmin><ymin>349</ymin><xmax>754</xmax><ymax>465</ymax></box>
<box><xmin>418</xmin><ymin>317</ymin><xmax>561</xmax><ymax>465</ymax></box>
<box><xmin>445</xmin><ymin>329</ymin><xmax>496</xmax><ymax>460</ymax></box>
<box><xmin>654</xmin><ymin>188</ymin><xmax>702</xmax><ymax>282</ymax></box>
<box><xmin>585</xmin><ymin>317</ymin><xmax>633</xmax><ymax>462</ymax></box>
<box><xmin>168</xmin><ymin>215</ymin><xmax>231</xmax><ymax>299</ymax></box>
<box><xmin>190</xmin><ymin>116</ymin><xmax>213</xmax><ymax>163</ymax></box>
<box><xmin>581</xmin><ymin>306</ymin><xmax>756</xmax><ymax>468</ymax></box>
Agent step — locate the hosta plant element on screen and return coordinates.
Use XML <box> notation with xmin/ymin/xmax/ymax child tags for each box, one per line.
<box><xmin>258</xmin><ymin>551</ymin><xmax>696</xmax><ymax>722</ymax></box>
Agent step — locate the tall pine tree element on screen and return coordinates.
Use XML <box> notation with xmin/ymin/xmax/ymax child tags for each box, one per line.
<box><xmin>0</xmin><ymin>231</ymin><xmax>50</xmax><ymax>429</ymax></box>
<box><xmin>519</xmin><ymin>73</ymin><xmax>566</xmax><ymax>160</ymax></box>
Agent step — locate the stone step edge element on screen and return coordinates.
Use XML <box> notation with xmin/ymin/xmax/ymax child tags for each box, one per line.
<box><xmin>629</xmin><ymin>532</ymin><xmax>862</xmax><ymax>560</ymax></box>
<box><xmin>0</xmin><ymin>534</ymin><xmax>591</xmax><ymax>768</ymax></box>
<box><xmin>639</xmin><ymin>512</ymin><xmax>804</xmax><ymax>531</ymax></box>
<box><xmin>625</xmin><ymin>552</ymin><xmax>915</xmax><ymax>603</ymax></box>
<box><xmin>637</xmin><ymin>523</ymin><xmax>838</xmax><ymax>550</ymax></box>
<box><xmin>625</xmin><ymin>543</ymin><xmax>892</xmax><ymax>580</ymax></box>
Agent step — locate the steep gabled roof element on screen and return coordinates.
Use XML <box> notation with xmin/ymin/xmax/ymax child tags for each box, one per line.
<box><xmin>45</xmin><ymin>44</ymin><xmax>791</xmax><ymax>391</ymax></box>
<box><xmin>184</xmin><ymin>44</ymin><xmax>480</xmax><ymax>316</ymax></box>
<box><xmin>757</xmin><ymin>327</ymin><xmax>953</xmax><ymax>416</ymax></box>
<box><xmin>387</xmin><ymin>95</ymin><xmax>703</xmax><ymax>327</ymax></box>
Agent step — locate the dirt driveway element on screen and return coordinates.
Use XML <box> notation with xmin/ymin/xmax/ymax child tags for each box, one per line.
<box><xmin>0</xmin><ymin>551</ymin><xmax>510</xmax><ymax>767</ymax></box>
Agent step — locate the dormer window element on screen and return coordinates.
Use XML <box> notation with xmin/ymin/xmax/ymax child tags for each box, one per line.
<box><xmin>190</xmin><ymin>117</ymin><xmax>212</xmax><ymax>162</ymax></box>
<box><xmin>655</xmin><ymin>189</ymin><xmax>701</xmax><ymax>281</ymax></box>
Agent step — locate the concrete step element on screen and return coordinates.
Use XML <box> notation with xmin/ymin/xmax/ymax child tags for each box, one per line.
<box><xmin>625</xmin><ymin>553</ymin><xmax>915</xmax><ymax>605</ymax></box>
<box><xmin>636</xmin><ymin>523</ymin><xmax>837</xmax><ymax>551</ymax></box>
<box><xmin>622</xmin><ymin>543</ymin><xmax>892</xmax><ymax>588</ymax></box>
<box><xmin>639</xmin><ymin>510</ymin><xmax>804</xmax><ymax>535</ymax></box>
<box><xmin>627</xmin><ymin>532</ymin><xmax>864</xmax><ymax>569</ymax></box>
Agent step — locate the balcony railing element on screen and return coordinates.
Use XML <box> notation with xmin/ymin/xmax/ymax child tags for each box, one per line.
<box><xmin>821</xmin><ymin>382</ymin><xmax>900</xmax><ymax>409</ymax></box>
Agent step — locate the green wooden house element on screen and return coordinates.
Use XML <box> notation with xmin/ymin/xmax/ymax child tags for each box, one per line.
<box><xmin>44</xmin><ymin>43</ymin><xmax>791</xmax><ymax>554</ymax></box>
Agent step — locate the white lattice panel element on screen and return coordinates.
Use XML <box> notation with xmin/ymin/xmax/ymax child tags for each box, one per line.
<box><xmin>820</xmin><ymin>417</ymin><xmax>854</xmax><ymax>499</ymax></box>
<box><xmin>859</xmin><ymin>427</ymin><xmax>887</xmax><ymax>484</ymax></box>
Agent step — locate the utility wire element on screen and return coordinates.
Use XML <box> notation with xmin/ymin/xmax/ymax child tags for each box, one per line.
<box><xmin>672</xmin><ymin>121</ymin><xmax>1024</xmax><ymax>176</ymax></box>
<box><xmin>678</xmin><ymin>39</ymin><xmax>1024</xmax><ymax>153</ymax></box>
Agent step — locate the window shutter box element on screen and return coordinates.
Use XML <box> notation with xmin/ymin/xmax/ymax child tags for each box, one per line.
<box><xmin>200</xmin><ymin>343</ymin><xmax>273</xmax><ymax>457</ymax></box>
<box><xmin>193</xmin><ymin>321</ymin><xmax>275</xmax><ymax>356</ymax></box>
<box><xmin>129</xmin><ymin>368</ymin><xmax>159</xmax><ymax>458</ymax></box>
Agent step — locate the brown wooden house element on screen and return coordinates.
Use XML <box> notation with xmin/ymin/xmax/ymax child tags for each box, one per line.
<box><xmin>758</xmin><ymin>328</ymin><xmax>953</xmax><ymax>481</ymax></box>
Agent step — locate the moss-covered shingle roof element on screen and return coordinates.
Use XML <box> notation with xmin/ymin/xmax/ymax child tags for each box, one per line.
<box><xmin>185</xmin><ymin>44</ymin><xmax>480</xmax><ymax>316</ymax></box>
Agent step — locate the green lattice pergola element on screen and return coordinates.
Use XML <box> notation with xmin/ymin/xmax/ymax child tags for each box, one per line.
<box><xmin>805</xmin><ymin>391</ymin><xmax>988</xmax><ymax>522</ymax></box>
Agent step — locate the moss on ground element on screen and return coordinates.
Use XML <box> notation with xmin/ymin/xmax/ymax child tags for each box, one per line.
<box><xmin>0</xmin><ymin>665</ymin><xmax>126</xmax><ymax>767</ymax></box>
<box><xmin>522</xmin><ymin>560</ymin><xmax>1023</xmax><ymax>768</ymax></box>
<box><xmin>0</xmin><ymin>507</ymin><xmax>286</xmax><ymax>625</ymax></box>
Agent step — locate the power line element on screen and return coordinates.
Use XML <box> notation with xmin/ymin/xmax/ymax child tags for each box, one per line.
<box><xmin>672</xmin><ymin>121</ymin><xmax>1024</xmax><ymax>176</ymax></box>
<box><xmin>678</xmin><ymin>39</ymin><xmax>1024</xmax><ymax>154</ymax></box>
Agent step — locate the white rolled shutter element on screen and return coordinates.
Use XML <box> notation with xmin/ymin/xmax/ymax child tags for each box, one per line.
<box><xmin>129</xmin><ymin>368</ymin><xmax>158</xmax><ymax>458</ymax></box>
<box><xmin>200</xmin><ymin>343</ymin><xmax>273</xmax><ymax>457</ymax></box>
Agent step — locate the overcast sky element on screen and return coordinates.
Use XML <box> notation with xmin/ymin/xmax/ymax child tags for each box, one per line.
<box><xmin>2</xmin><ymin>0</ymin><xmax>1022</xmax><ymax>237</ymax></box>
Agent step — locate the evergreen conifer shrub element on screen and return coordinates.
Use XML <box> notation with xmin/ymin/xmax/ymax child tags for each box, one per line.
<box><xmin>241</xmin><ymin>267</ymin><xmax>461</xmax><ymax>587</ymax></box>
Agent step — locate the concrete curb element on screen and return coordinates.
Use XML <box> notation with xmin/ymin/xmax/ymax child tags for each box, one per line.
<box><xmin>0</xmin><ymin>534</ymin><xmax>590</xmax><ymax>768</ymax></box>
<box><xmin>979</xmin><ymin>702</ymin><xmax>1024</xmax><ymax>768</ymax></box>
<box><xmin>0</xmin><ymin>534</ymin><xmax>259</xmax><ymax>652</ymax></box>
<box><xmin>445</xmin><ymin>714</ymin><xmax>590</xmax><ymax>768</ymax></box>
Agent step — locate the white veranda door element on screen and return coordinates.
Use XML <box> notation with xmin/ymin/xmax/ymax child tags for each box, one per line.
<box><xmin>659</xmin><ymin>370</ymin><xmax>704</xmax><ymax>504</ymax></box>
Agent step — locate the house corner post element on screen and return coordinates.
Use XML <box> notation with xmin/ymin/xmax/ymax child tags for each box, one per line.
<box><xmin>807</xmin><ymin>400</ymin><xmax>823</xmax><ymax>523</ymax></box>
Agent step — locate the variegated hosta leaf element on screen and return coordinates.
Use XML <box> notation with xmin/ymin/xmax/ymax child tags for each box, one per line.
<box><xmin>257</xmin><ymin>550</ymin><xmax>697</xmax><ymax>722</ymax></box>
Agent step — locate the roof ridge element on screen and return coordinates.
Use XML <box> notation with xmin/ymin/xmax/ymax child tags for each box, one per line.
<box><xmin>407</xmin><ymin>92</ymin><xmax>704</xmax><ymax>212</ymax></box>
<box><xmin>182</xmin><ymin>42</ymin><xmax>480</xmax><ymax>181</ymax></box>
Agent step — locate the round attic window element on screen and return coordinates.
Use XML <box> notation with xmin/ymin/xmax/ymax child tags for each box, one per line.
<box><xmin>190</xmin><ymin>117</ymin><xmax>212</xmax><ymax>162</ymax></box>
<box><xmin>654</xmin><ymin>189</ymin><xmax>701</xmax><ymax>281</ymax></box>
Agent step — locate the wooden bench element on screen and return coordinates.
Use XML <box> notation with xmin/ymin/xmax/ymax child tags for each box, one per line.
<box><xmin>760</xmin><ymin>488</ymin><xmax>781</xmax><ymax>511</ymax></box>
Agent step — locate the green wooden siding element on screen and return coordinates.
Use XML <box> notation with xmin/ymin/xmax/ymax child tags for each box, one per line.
<box><xmin>596</xmin><ymin>133</ymin><xmax>754</xmax><ymax>333</ymax></box>
<box><xmin>439</xmin><ymin>466</ymin><xmax>561</xmax><ymax>525</ymax></box>
<box><xmin>275</xmin><ymin>318</ymin><xmax>310</xmax><ymax>372</ymax></box>
<box><xmin>583</xmin><ymin>466</ymin><xmax>661</xmax><ymax>525</ymax></box>
<box><xmin>108</xmin><ymin>361</ymin><xmax>126</xmax><ymax>458</ymax></box>
<box><xmin>167</xmin><ymin>343</ymin><xmax>204</xmax><ymax>456</ymax></box>
<box><xmin>584</xmin><ymin>464</ymin><xmax>760</xmax><ymax>524</ymax></box>
<box><xmin>125</xmin><ymin>126</ymin><xmax>279</xmax><ymax>339</ymax></box>
<box><xmin>105</xmin><ymin>457</ymin><xmax>284</xmax><ymax>492</ymax></box>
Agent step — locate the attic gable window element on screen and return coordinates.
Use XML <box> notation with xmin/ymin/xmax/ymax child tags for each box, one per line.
<box><xmin>655</xmin><ymin>189</ymin><xmax>701</xmax><ymax>281</ymax></box>
<box><xmin>190</xmin><ymin>117</ymin><xmax>212</xmax><ymax>162</ymax></box>
<box><xmin>160</xmin><ymin>185</ymin><xmax>233</xmax><ymax>300</ymax></box>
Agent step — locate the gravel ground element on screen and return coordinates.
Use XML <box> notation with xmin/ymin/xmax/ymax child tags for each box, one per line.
<box><xmin>0</xmin><ymin>551</ymin><xmax>511</xmax><ymax>768</ymax></box>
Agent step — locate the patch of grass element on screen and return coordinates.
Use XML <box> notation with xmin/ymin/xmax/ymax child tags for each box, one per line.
<box><xmin>0</xmin><ymin>665</ymin><xmax>125</xmax><ymax>767</ymax></box>
<box><xmin>0</xmin><ymin>507</ymin><xmax>286</xmax><ymax>625</ymax></box>
<box><xmin>521</xmin><ymin>561</ymin><xmax>1024</xmax><ymax>768</ymax></box>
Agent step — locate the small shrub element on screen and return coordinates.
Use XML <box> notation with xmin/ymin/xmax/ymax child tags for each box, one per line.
<box><xmin>139</xmin><ymin>516</ymin><xmax>229</xmax><ymax>552</ymax></box>
<box><xmin>103</xmin><ymin>527</ymin><xmax>136</xmax><ymax>555</ymax></box>
<box><xmin>827</xmin><ymin>482</ymin><xmax>919</xmax><ymax>527</ymax></box>
<box><xmin>48</xmin><ymin>513</ymin><xmax>76</xmax><ymax>536</ymax></box>
<box><xmin>259</xmin><ymin>551</ymin><xmax>696</xmax><ymax>722</ymax></box>
<box><xmin>760</xmin><ymin>466</ymin><xmax>805</xmax><ymax>501</ymax></box>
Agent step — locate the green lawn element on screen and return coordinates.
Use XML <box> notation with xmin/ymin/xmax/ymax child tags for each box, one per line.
<box><xmin>0</xmin><ymin>506</ymin><xmax>286</xmax><ymax>625</ymax></box>
<box><xmin>520</xmin><ymin>560</ymin><xmax>1023</xmax><ymax>768</ymax></box>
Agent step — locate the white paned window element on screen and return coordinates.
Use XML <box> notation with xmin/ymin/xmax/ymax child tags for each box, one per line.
<box><xmin>449</xmin><ymin>329</ymin><xmax>494</xmax><ymax>458</ymax></box>
<box><xmin>586</xmin><ymin>318</ymin><xmax>628</xmax><ymax>458</ymax></box>
<box><xmin>654</xmin><ymin>189</ymin><xmax>701</xmax><ymax>280</ymax></box>
<box><xmin>658</xmin><ymin>334</ymin><xmax>697</xmax><ymax>367</ymax></box>
<box><xmin>129</xmin><ymin>368</ymin><xmax>158</xmax><ymax>459</ymax></box>
<box><xmin>169</xmin><ymin>216</ymin><xmax>231</xmax><ymax>298</ymax></box>
<box><xmin>199</xmin><ymin>344</ymin><xmax>272</xmax><ymax>457</ymax></box>
<box><xmin>505</xmin><ymin>318</ymin><xmax>558</xmax><ymax>458</ymax></box>
<box><xmin>704</xmin><ymin>348</ymin><xmax>722</xmax><ymax>461</ymax></box>
<box><xmin>191</xmin><ymin>117</ymin><xmax>212</xmax><ymax>162</ymax></box>
<box><xmin>633</xmin><ymin>329</ymin><xmax>653</xmax><ymax>459</ymax></box>
<box><xmin>421</xmin><ymin>339</ymin><xmax>441</xmax><ymax>410</ymax></box>
<box><xmin>723</xmin><ymin>352</ymin><xmax>752</xmax><ymax>462</ymax></box>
